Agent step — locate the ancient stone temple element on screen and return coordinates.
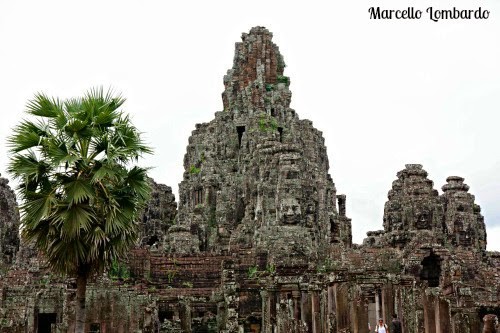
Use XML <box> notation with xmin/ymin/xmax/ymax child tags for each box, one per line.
<box><xmin>169</xmin><ymin>26</ymin><xmax>350</xmax><ymax>264</ymax></box>
<box><xmin>0</xmin><ymin>27</ymin><xmax>498</xmax><ymax>333</ymax></box>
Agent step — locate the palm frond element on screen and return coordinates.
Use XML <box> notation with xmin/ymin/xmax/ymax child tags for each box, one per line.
<box><xmin>91</xmin><ymin>162</ymin><xmax>118</xmax><ymax>183</ymax></box>
<box><xmin>47</xmin><ymin>237</ymin><xmax>88</xmax><ymax>274</ymax></box>
<box><xmin>43</xmin><ymin>136</ymin><xmax>80</xmax><ymax>167</ymax></box>
<box><xmin>59</xmin><ymin>203</ymin><xmax>95</xmax><ymax>240</ymax></box>
<box><xmin>8</xmin><ymin>120</ymin><xmax>50</xmax><ymax>153</ymax></box>
<box><xmin>8</xmin><ymin>151</ymin><xmax>52</xmax><ymax>182</ymax></box>
<box><xmin>125</xmin><ymin>166</ymin><xmax>151</xmax><ymax>202</ymax></box>
<box><xmin>26</xmin><ymin>93</ymin><xmax>62</xmax><ymax>118</ymax></box>
<box><xmin>63</xmin><ymin>178</ymin><xmax>95</xmax><ymax>205</ymax></box>
<box><xmin>21</xmin><ymin>193</ymin><xmax>57</xmax><ymax>228</ymax></box>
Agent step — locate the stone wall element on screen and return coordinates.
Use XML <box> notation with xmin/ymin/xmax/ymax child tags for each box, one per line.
<box><xmin>138</xmin><ymin>178</ymin><xmax>177</xmax><ymax>250</ymax></box>
<box><xmin>0</xmin><ymin>174</ymin><xmax>20</xmax><ymax>268</ymax></box>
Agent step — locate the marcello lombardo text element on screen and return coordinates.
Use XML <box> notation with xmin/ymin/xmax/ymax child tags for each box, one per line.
<box><xmin>369</xmin><ymin>7</ymin><xmax>490</xmax><ymax>22</ymax></box>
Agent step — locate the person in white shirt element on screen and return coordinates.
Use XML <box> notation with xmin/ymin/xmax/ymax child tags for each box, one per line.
<box><xmin>375</xmin><ymin>318</ymin><xmax>389</xmax><ymax>333</ymax></box>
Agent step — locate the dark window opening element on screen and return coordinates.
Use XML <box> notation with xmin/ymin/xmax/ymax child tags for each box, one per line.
<box><xmin>193</xmin><ymin>189</ymin><xmax>204</xmax><ymax>206</ymax></box>
<box><xmin>271</xmin><ymin>108</ymin><xmax>276</xmax><ymax>117</ymax></box>
<box><xmin>330</xmin><ymin>218</ymin><xmax>339</xmax><ymax>243</ymax></box>
<box><xmin>207</xmin><ymin>186</ymin><xmax>217</xmax><ymax>206</ymax></box>
<box><xmin>278</xmin><ymin>127</ymin><xmax>283</xmax><ymax>142</ymax></box>
<box><xmin>159</xmin><ymin>310</ymin><xmax>175</xmax><ymax>322</ymax></box>
<box><xmin>237</xmin><ymin>126</ymin><xmax>245</xmax><ymax>148</ymax></box>
<box><xmin>37</xmin><ymin>313</ymin><xmax>57</xmax><ymax>333</ymax></box>
<box><xmin>420</xmin><ymin>252</ymin><xmax>441</xmax><ymax>287</ymax></box>
<box><xmin>198</xmin><ymin>228</ymin><xmax>208</xmax><ymax>252</ymax></box>
<box><xmin>90</xmin><ymin>323</ymin><xmax>101</xmax><ymax>333</ymax></box>
<box><xmin>235</xmin><ymin>197</ymin><xmax>246</xmax><ymax>225</ymax></box>
<box><xmin>147</xmin><ymin>236</ymin><xmax>159</xmax><ymax>246</ymax></box>
<box><xmin>337</xmin><ymin>196</ymin><xmax>346</xmax><ymax>217</ymax></box>
<box><xmin>477</xmin><ymin>306</ymin><xmax>500</xmax><ymax>323</ymax></box>
<box><xmin>457</xmin><ymin>205</ymin><xmax>465</xmax><ymax>212</ymax></box>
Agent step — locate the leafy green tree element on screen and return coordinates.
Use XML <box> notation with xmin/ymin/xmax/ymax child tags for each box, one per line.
<box><xmin>7</xmin><ymin>88</ymin><xmax>151</xmax><ymax>332</ymax></box>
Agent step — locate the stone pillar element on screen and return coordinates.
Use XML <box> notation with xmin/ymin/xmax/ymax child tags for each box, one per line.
<box><xmin>381</xmin><ymin>288</ymin><xmax>386</xmax><ymax>322</ymax></box>
<box><xmin>261</xmin><ymin>290</ymin><xmax>270</xmax><ymax>333</ymax></box>
<box><xmin>270</xmin><ymin>288</ymin><xmax>277</xmax><ymax>331</ymax></box>
<box><xmin>375</xmin><ymin>290</ymin><xmax>381</xmax><ymax>321</ymax></box>
<box><xmin>320</xmin><ymin>289</ymin><xmax>329</xmax><ymax>333</ymax></box>
<box><xmin>179</xmin><ymin>298</ymin><xmax>192</xmax><ymax>333</ymax></box>
<box><xmin>311</xmin><ymin>290</ymin><xmax>320</xmax><ymax>333</ymax></box>
<box><xmin>327</xmin><ymin>285</ymin><xmax>334</xmax><ymax>316</ymax></box>
<box><xmin>423</xmin><ymin>292</ymin><xmax>436</xmax><ymax>333</ymax></box>
<box><xmin>435</xmin><ymin>298</ymin><xmax>451</xmax><ymax>333</ymax></box>
<box><xmin>382</xmin><ymin>285</ymin><xmax>395</xmax><ymax>323</ymax></box>
<box><xmin>335</xmin><ymin>283</ymin><xmax>350</xmax><ymax>331</ymax></box>
<box><xmin>435</xmin><ymin>299</ymin><xmax>441</xmax><ymax>333</ymax></box>
<box><xmin>292</xmin><ymin>291</ymin><xmax>301</xmax><ymax>322</ymax></box>
<box><xmin>356</xmin><ymin>295</ymin><xmax>369</xmax><ymax>333</ymax></box>
<box><xmin>301</xmin><ymin>291</ymin><xmax>312</xmax><ymax>331</ymax></box>
<box><xmin>394</xmin><ymin>288</ymin><xmax>405</xmax><ymax>333</ymax></box>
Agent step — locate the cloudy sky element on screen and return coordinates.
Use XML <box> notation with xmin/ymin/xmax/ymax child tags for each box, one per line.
<box><xmin>1</xmin><ymin>0</ymin><xmax>499</xmax><ymax>250</ymax></box>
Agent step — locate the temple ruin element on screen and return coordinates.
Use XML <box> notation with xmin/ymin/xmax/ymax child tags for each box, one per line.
<box><xmin>0</xmin><ymin>26</ymin><xmax>498</xmax><ymax>333</ymax></box>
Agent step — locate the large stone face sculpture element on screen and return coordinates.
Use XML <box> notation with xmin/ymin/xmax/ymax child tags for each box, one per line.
<box><xmin>441</xmin><ymin>176</ymin><xmax>486</xmax><ymax>252</ymax></box>
<box><xmin>376</xmin><ymin>164</ymin><xmax>488</xmax><ymax>254</ymax></box>
<box><xmin>168</xmin><ymin>27</ymin><xmax>351</xmax><ymax>262</ymax></box>
<box><xmin>381</xmin><ymin>164</ymin><xmax>445</xmax><ymax>248</ymax></box>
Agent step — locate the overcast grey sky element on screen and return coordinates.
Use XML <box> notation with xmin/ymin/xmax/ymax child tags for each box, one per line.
<box><xmin>1</xmin><ymin>0</ymin><xmax>499</xmax><ymax>250</ymax></box>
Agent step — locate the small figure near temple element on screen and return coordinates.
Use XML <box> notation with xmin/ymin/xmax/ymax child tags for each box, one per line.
<box><xmin>390</xmin><ymin>314</ymin><xmax>402</xmax><ymax>333</ymax></box>
<box><xmin>482</xmin><ymin>314</ymin><xmax>499</xmax><ymax>333</ymax></box>
<box><xmin>375</xmin><ymin>318</ymin><xmax>389</xmax><ymax>333</ymax></box>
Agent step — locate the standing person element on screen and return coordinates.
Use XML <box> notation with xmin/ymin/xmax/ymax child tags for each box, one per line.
<box><xmin>375</xmin><ymin>318</ymin><xmax>389</xmax><ymax>333</ymax></box>
<box><xmin>391</xmin><ymin>314</ymin><xmax>402</xmax><ymax>333</ymax></box>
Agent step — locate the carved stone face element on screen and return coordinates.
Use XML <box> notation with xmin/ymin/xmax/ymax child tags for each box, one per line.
<box><xmin>415</xmin><ymin>209</ymin><xmax>431</xmax><ymax>230</ymax></box>
<box><xmin>280</xmin><ymin>197</ymin><xmax>302</xmax><ymax>225</ymax></box>
<box><xmin>387</xmin><ymin>212</ymin><xmax>403</xmax><ymax>231</ymax></box>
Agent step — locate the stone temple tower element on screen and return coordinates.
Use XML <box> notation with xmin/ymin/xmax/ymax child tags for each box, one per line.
<box><xmin>441</xmin><ymin>176</ymin><xmax>486</xmax><ymax>252</ymax></box>
<box><xmin>168</xmin><ymin>27</ymin><xmax>351</xmax><ymax>265</ymax></box>
<box><xmin>382</xmin><ymin>164</ymin><xmax>446</xmax><ymax>248</ymax></box>
<box><xmin>377</xmin><ymin>164</ymin><xmax>486</xmax><ymax>254</ymax></box>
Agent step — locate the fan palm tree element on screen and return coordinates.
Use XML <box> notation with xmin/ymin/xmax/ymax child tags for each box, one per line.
<box><xmin>7</xmin><ymin>88</ymin><xmax>152</xmax><ymax>333</ymax></box>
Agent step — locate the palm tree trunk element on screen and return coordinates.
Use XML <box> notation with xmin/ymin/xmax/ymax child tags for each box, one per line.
<box><xmin>75</xmin><ymin>272</ymin><xmax>88</xmax><ymax>333</ymax></box>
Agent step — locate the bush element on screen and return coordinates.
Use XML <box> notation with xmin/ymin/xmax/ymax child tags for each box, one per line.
<box><xmin>190</xmin><ymin>165</ymin><xmax>201</xmax><ymax>174</ymax></box>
